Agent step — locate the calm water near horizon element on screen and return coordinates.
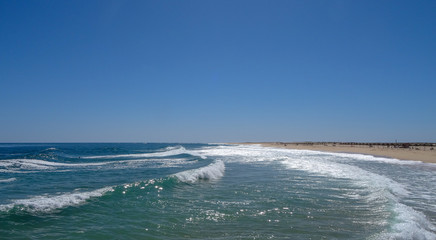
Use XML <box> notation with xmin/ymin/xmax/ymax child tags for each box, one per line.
<box><xmin>1</xmin><ymin>143</ymin><xmax>435</xmax><ymax>239</ymax></box>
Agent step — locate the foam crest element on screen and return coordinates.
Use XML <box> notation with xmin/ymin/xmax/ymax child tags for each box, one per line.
<box><xmin>174</xmin><ymin>160</ymin><xmax>225</xmax><ymax>183</ymax></box>
<box><xmin>0</xmin><ymin>157</ymin><xmax>197</xmax><ymax>173</ymax></box>
<box><xmin>82</xmin><ymin>146</ymin><xmax>201</xmax><ymax>159</ymax></box>
<box><xmin>0</xmin><ymin>159</ymin><xmax>55</xmax><ymax>171</ymax></box>
<box><xmin>0</xmin><ymin>178</ymin><xmax>16</xmax><ymax>183</ymax></box>
<box><xmin>211</xmin><ymin>145</ymin><xmax>436</xmax><ymax>239</ymax></box>
<box><xmin>372</xmin><ymin>202</ymin><xmax>436</xmax><ymax>239</ymax></box>
<box><xmin>192</xmin><ymin>145</ymin><xmax>283</xmax><ymax>163</ymax></box>
<box><xmin>0</xmin><ymin>159</ymin><xmax>112</xmax><ymax>172</ymax></box>
<box><xmin>201</xmin><ymin>144</ymin><xmax>425</xmax><ymax>166</ymax></box>
<box><xmin>313</xmin><ymin>151</ymin><xmax>421</xmax><ymax>165</ymax></box>
<box><xmin>281</xmin><ymin>156</ymin><xmax>408</xmax><ymax>196</ymax></box>
<box><xmin>0</xmin><ymin>187</ymin><xmax>113</xmax><ymax>213</ymax></box>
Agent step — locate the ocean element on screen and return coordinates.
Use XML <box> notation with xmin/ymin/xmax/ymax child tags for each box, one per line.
<box><xmin>0</xmin><ymin>143</ymin><xmax>435</xmax><ymax>239</ymax></box>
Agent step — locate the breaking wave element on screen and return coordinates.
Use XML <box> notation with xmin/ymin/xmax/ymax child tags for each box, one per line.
<box><xmin>0</xmin><ymin>157</ymin><xmax>196</xmax><ymax>173</ymax></box>
<box><xmin>191</xmin><ymin>145</ymin><xmax>436</xmax><ymax>239</ymax></box>
<box><xmin>281</xmin><ymin>156</ymin><xmax>436</xmax><ymax>238</ymax></box>
<box><xmin>82</xmin><ymin>146</ymin><xmax>206</xmax><ymax>159</ymax></box>
<box><xmin>173</xmin><ymin>160</ymin><xmax>225</xmax><ymax>183</ymax></box>
<box><xmin>0</xmin><ymin>159</ymin><xmax>112</xmax><ymax>172</ymax></box>
<box><xmin>0</xmin><ymin>161</ymin><xmax>225</xmax><ymax>213</ymax></box>
<box><xmin>0</xmin><ymin>187</ymin><xmax>113</xmax><ymax>213</ymax></box>
<box><xmin>371</xmin><ymin>203</ymin><xmax>436</xmax><ymax>240</ymax></box>
<box><xmin>0</xmin><ymin>178</ymin><xmax>16</xmax><ymax>183</ymax></box>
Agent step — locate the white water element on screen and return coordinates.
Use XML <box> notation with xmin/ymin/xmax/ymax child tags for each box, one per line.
<box><xmin>0</xmin><ymin>160</ymin><xmax>226</xmax><ymax>213</ymax></box>
<box><xmin>0</xmin><ymin>157</ymin><xmax>196</xmax><ymax>173</ymax></box>
<box><xmin>0</xmin><ymin>178</ymin><xmax>16</xmax><ymax>183</ymax></box>
<box><xmin>82</xmin><ymin>146</ymin><xmax>206</xmax><ymax>159</ymax></box>
<box><xmin>0</xmin><ymin>187</ymin><xmax>113</xmax><ymax>213</ymax></box>
<box><xmin>174</xmin><ymin>160</ymin><xmax>225</xmax><ymax>183</ymax></box>
<box><xmin>1</xmin><ymin>144</ymin><xmax>434</xmax><ymax>239</ymax></box>
<box><xmin>191</xmin><ymin>145</ymin><xmax>436</xmax><ymax>239</ymax></box>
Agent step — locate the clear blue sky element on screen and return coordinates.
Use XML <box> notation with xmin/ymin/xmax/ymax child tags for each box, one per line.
<box><xmin>1</xmin><ymin>0</ymin><xmax>435</xmax><ymax>143</ymax></box>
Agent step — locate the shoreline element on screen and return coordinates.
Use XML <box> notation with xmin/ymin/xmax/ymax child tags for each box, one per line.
<box><xmin>234</xmin><ymin>142</ymin><xmax>436</xmax><ymax>164</ymax></box>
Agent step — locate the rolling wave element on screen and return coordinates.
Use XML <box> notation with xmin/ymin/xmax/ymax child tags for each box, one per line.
<box><xmin>221</xmin><ymin>145</ymin><xmax>436</xmax><ymax>239</ymax></box>
<box><xmin>0</xmin><ymin>159</ymin><xmax>113</xmax><ymax>172</ymax></box>
<box><xmin>0</xmin><ymin>187</ymin><xmax>113</xmax><ymax>213</ymax></box>
<box><xmin>173</xmin><ymin>160</ymin><xmax>225</xmax><ymax>183</ymax></box>
<box><xmin>1</xmin><ymin>144</ymin><xmax>434</xmax><ymax>239</ymax></box>
<box><xmin>82</xmin><ymin>146</ymin><xmax>206</xmax><ymax>159</ymax></box>
<box><xmin>188</xmin><ymin>145</ymin><xmax>436</xmax><ymax>239</ymax></box>
<box><xmin>280</xmin><ymin>156</ymin><xmax>436</xmax><ymax>239</ymax></box>
<box><xmin>0</xmin><ymin>157</ymin><xmax>197</xmax><ymax>173</ymax></box>
<box><xmin>0</xmin><ymin>160</ymin><xmax>225</xmax><ymax>213</ymax></box>
<box><xmin>0</xmin><ymin>178</ymin><xmax>16</xmax><ymax>183</ymax></box>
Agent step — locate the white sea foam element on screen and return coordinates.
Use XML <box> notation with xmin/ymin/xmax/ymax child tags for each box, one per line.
<box><xmin>0</xmin><ymin>177</ymin><xmax>16</xmax><ymax>183</ymax></box>
<box><xmin>196</xmin><ymin>144</ymin><xmax>426</xmax><ymax>166</ymax></box>
<box><xmin>371</xmin><ymin>202</ymin><xmax>436</xmax><ymax>240</ymax></box>
<box><xmin>0</xmin><ymin>157</ymin><xmax>194</xmax><ymax>173</ymax></box>
<box><xmin>312</xmin><ymin>151</ymin><xmax>422</xmax><ymax>165</ymax></box>
<box><xmin>174</xmin><ymin>160</ymin><xmax>225</xmax><ymax>183</ymax></box>
<box><xmin>83</xmin><ymin>146</ymin><xmax>206</xmax><ymax>159</ymax></box>
<box><xmin>203</xmin><ymin>145</ymin><xmax>436</xmax><ymax>240</ymax></box>
<box><xmin>0</xmin><ymin>159</ymin><xmax>56</xmax><ymax>171</ymax></box>
<box><xmin>0</xmin><ymin>159</ymin><xmax>110</xmax><ymax>172</ymax></box>
<box><xmin>0</xmin><ymin>187</ymin><xmax>113</xmax><ymax>213</ymax></box>
<box><xmin>280</xmin><ymin>155</ymin><xmax>409</xmax><ymax>196</ymax></box>
<box><xmin>192</xmin><ymin>145</ymin><xmax>283</xmax><ymax>163</ymax></box>
<box><xmin>280</xmin><ymin>154</ymin><xmax>436</xmax><ymax>238</ymax></box>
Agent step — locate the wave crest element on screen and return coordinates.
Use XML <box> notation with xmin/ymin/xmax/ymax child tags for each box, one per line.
<box><xmin>0</xmin><ymin>159</ymin><xmax>112</xmax><ymax>172</ymax></box>
<box><xmin>173</xmin><ymin>160</ymin><xmax>225</xmax><ymax>183</ymax></box>
<box><xmin>0</xmin><ymin>178</ymin><xmax>16</xmax><ymax>183</ymax></box>
<box><xmin>82</xmin><ymin>146</ymin><xmax>206</xmax><ymax>159</ymax></box>
<box><xmin>0</xmin><ymin>187</ymin><xmax>113</xmax><ymax>213</ymax></box>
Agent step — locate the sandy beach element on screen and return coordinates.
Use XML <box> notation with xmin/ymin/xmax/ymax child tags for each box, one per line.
<box><xmin>237</xmin><ymin>142</ymin><xmax>436</xmax><ymax>164</ymax></box>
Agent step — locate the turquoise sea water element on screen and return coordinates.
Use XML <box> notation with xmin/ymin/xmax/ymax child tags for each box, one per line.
<box><xmin>0</xmin><ymin>143</ymin><xmax>435</xmax><ymax>239</ymax></box>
